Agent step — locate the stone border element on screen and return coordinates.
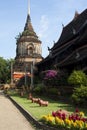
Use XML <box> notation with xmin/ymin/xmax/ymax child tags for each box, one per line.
<box><xmin>7</xmin><ymin>95</ymin><xmax>58</xmax><ymax>130</ymax></box>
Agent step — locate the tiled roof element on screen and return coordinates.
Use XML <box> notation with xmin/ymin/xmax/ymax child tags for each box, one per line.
<box><xmin>37</xmin><ymin>9</ymin><xmax>87</xmax><ymax>69</ymax></box>
<box><xmin>52</xmin><ymin>9</ymin><xmax>87</xmax><ymax>50</ymax></box>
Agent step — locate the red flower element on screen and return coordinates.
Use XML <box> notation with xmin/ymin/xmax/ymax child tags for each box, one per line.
<box><xmin>75</xmin><ymin>108</ymin><xmax>79</xmax><ymax>113</ymax></box>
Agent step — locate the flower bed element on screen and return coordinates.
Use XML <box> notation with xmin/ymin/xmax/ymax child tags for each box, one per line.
<box><xmin>41</xmin><ymin>109</ymin><xmax>87</xmax><ymax>130</ymax></box>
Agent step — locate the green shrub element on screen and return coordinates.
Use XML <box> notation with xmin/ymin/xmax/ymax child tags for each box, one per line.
<box><xmin>72</xmin><ymin>85</ymin><xmax>87</xmax><ymax>106</ymax></box>
<box><xmin>47</xmin><ymin>88</ymin><xmax>59</xmax><ymax>95</ymax></box>
<box><xmin>68</xmin><ymin>70</ymin><xmax>87</xmax><ymax>86</ymax></box>
<box><xmin>34</xmin><ymin>75</ymin><xmax>42</xmax><ymax>84</ymax></box>
<box><xmin>33</xmin><ymin>84</ymin><xmax>45</xmax><ymax>94</ymax></box>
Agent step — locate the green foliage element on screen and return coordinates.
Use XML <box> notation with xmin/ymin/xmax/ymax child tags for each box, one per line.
<box><xmin>0</xmin><ymin>57</ymin><xmax>14</xmax><ymax>83</ymax></box>
<box><xmin>34</xmin><ymin>75</ymin><xmax>42</xmax><ymax>84</ymax></box>
<box><xmin>72</xmin><ymin>85</ymin><xmax>87</xmax><ymax>106</ymax></box>
<box><xmin>47</xmin><ymin>88</ymin><xmax>60</xmax><ymax>99</ymax></box>
<box><xmin>33</xmin><ymin>83</ymin><xmax>45</xmax><ymax>94</ymax></box>
<box><xmin>68</xmin><ymin>70</ymin><xmax>87</xmax><ymax>86</ymax></box>
<box><xmin>22</xmin><ymin>30</ymin><xmax>36</xmax><ymax>36</ymax></box>
<box><xmin>47</xmin><ymin>88</ymin><xmax>59</xmax><ymax>95</ymax></box>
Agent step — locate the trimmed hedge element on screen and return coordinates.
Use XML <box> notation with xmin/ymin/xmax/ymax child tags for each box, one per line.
<box><xmin>72</xmin><ymin>85</ymin><xmax>87</xmax><ymax>106</ymax></box>
<box><xmin>68</xmin><ymin>70</ymin><xmax>87</xmax><ymax>86</ymax></box>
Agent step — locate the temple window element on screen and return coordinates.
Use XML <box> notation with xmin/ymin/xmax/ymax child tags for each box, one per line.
<box><xmin>27</xmin><ymin>46</ymin><xmax>33</xmax><ymax>55</ymax></box>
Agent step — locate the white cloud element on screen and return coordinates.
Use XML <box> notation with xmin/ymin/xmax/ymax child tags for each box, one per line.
<box><xmin>38</xmin><ymin>15</ymin><xmax>49</xmax><ymax>39</ymax></box>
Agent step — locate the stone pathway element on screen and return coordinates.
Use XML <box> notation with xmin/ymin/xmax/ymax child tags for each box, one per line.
<box><xmin>0</xmin><ymin>90</ymin><xmax>35</xmax><ymax>130</ymax></box>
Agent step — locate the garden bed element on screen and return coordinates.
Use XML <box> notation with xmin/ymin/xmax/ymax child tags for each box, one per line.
<box><xmin>6</xmin><ymin>90</ymin><xmax>87</xmax><ymax>130</ymax></box>
<box><xmin>7</xmin><ymin>96</ymin><xmax>62</xmax><ymax>130</ymax></box>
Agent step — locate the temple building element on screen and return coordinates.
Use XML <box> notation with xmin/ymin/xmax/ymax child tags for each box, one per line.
<box><xmin>13</xmin><ymin>1</ymin><xmax>42</xmax><ymax>81</ymax></box>
<box><xmin>37</xmin><ymin>9</ymin><xmax>87</xmax><ymax>74</ymax></box>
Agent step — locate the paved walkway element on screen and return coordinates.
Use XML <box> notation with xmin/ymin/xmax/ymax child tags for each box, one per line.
<box><xmin>0</xmin><ymin>90</ymin><xmax>35</xmax><ymax>130</ymax></box>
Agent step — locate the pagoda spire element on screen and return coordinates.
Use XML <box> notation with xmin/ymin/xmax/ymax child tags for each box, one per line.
<box><xmin>24</xmin><ymin>0</ymin><xmax>32</xmax><ymax>30</ymax></box>
<box><xmin>28</xmin><ymin>0</ymin><xmax>30</xmax><ymax>15</ymax></box>
<box><xmin>26</xmin><ymin>0</ymin><xmax>31</xmax><ymax>23</ymax></box>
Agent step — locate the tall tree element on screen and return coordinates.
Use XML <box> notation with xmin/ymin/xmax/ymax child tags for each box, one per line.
<box><xmin>0</xmin><ymin>57</ymin><xmax>14</xmax><ymax>84</ymax></box>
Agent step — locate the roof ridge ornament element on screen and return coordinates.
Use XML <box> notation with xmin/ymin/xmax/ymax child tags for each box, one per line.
<box><xmin>62</xmin><ymin>23</ymin><xmax>64</xmax><ymax>28</ymax></box>
<box><xmin>74</xmin><ymin>10</ymin><xmax>79</xmax><ymax>20</ymax></box>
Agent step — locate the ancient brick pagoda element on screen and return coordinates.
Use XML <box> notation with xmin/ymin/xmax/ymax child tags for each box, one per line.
<box><xmin>13</xmin><ymin>3</ymin><xmax>42</xmax><ymax>81</ymax></box>
<box><xmin>37</xmin><ymin>9</ymin><xmax>87</xmax><ymax>74</ymax></box>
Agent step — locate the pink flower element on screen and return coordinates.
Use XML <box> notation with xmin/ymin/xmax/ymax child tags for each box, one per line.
<box><xmin>75</xmin><ymin>108</ymin><xmax>79</xmax><ymax>113</ymax></box>
<box><xmin>44</xmin><ymin>70</ymin><xmax>57</xmax><ymax>79</ymax></box>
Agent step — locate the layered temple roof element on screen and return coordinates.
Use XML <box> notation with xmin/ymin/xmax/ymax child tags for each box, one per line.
<box><xmin>37</xmin><ymin>9</ymin><xmax>87</xmax><ymax>72</ymax></box>
<box><xmin>52</xmin><ymin>9</ymin><xmax>87</xmax><ymax>50</ymax></box>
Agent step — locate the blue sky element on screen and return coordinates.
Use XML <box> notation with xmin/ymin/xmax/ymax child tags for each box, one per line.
<box><xmin>0</xmin><ymin>0</ymin><xmax>87</xmax><ymax>59</ymax></box>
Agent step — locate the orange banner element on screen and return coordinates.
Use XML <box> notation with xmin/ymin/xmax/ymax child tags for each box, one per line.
<box><xmin>13</xmin><ymin>72</ymin><xmax>30</xmax><ymax>79</ymax></box>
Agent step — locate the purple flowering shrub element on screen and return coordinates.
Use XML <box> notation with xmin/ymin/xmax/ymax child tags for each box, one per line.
<box><xmin>44</xmin><ymin>70</ymin><xmax>57</xmax><ymax>79</ymax></box>
<box><xmin>41</xmin><ymin>70</ymin><xmax>68</xmax><ymax>87</ymax></box>
<box><xmin>43</xmin><ymin>70</ymin><xmax>58</xmax><ymax>87</ymax></box>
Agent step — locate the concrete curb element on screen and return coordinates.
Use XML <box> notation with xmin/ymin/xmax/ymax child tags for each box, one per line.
<box><xmin>7</xmin><ymin>95</ymin><xmax>58</xmax><ymax>130</ymax></box>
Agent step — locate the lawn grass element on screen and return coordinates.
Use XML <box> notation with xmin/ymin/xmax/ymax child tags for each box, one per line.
<box><xmin>8</xmin><ymin>90</ymin><xmax>87</xmax><ymax>120</ymax></box>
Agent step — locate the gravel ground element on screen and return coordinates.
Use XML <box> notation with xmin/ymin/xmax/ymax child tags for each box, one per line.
<box><xmin>0</xmin><ymin>90</ymin><xmax>35</xmax><ymax>130</ymax></box>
